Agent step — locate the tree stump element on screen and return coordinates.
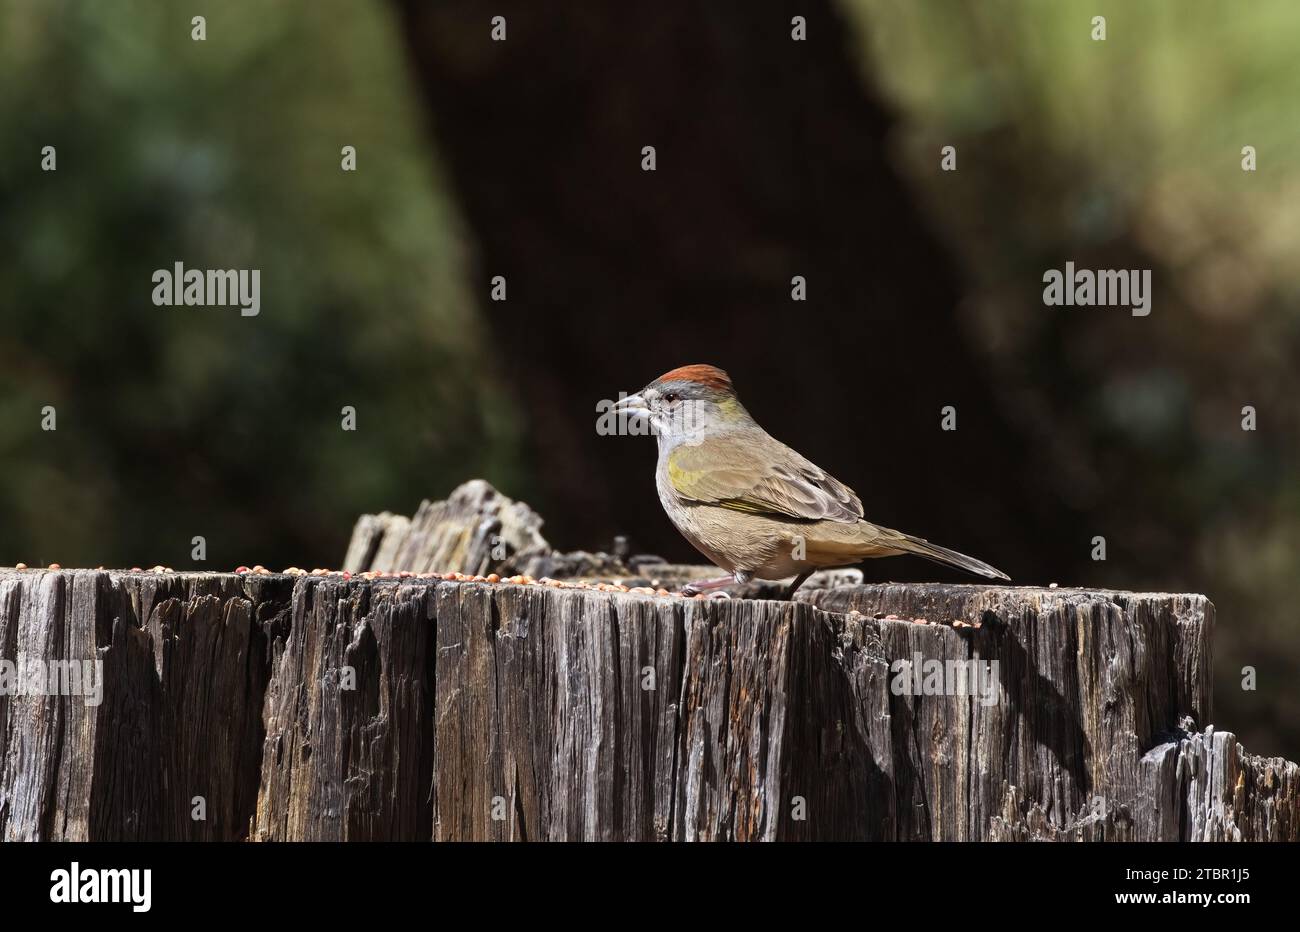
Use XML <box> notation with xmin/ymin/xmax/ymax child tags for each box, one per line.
<box><xmin>1</xmin><ymin>566</ymin><xmax>1293</xmax><ymax>841</ymax></box>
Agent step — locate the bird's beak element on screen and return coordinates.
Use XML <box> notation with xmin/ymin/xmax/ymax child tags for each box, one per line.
<box><xmin>612</xmin><ymin>391</ymin><xmax>650</xmax><ymax>419</ymax></box>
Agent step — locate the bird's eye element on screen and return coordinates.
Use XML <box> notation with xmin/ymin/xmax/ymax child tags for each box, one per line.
<box><xmin>664</xmin><ymin>392</ymin><xmax>680</xmax><ymax>404</ymax></box>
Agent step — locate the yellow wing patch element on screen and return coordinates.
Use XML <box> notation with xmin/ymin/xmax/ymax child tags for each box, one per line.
<box><xmin>667</xmin><ymin>440</ymin><xmax>862</xmax><ymax>522</ymax></box>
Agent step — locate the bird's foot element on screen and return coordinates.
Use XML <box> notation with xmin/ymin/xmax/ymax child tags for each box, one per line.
<box><xmin>679</xmin><ymin>586</ymin><xmax>732</xmax><ymax>599</ymax></box>
<box><xmin>679</xmin><ymin>574</ymin><xmax>735</xmax><ymax>598</ymax></box>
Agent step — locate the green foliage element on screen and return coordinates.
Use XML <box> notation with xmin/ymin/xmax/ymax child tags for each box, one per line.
<box><xmin>0</xmin><ymin>0</ymin><xmax>521</xmax><ymax>569</ymax></box>
<box><xmin>846</xmin><ymin>0</ymin><xmax>1300</xmax><ymax>755</ymax></box>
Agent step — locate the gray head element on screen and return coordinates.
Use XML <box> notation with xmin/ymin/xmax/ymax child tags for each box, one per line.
<box><xmin>613</xmin><ymin>364</ymin><xmax>752</xmax><ymax>444</ymax></box>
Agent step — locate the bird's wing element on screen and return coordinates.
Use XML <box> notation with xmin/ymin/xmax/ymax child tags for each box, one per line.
<box><xmin>667</xmin><ymin>433</ymin><xmax>864</xmax><ymax>523</ymax></box>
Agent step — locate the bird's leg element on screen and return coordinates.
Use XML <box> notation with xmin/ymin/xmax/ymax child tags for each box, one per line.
<box><xmin>782</xmin><ymin>570</ymin><xmax>815</xmax><ymax>601</ymax></box>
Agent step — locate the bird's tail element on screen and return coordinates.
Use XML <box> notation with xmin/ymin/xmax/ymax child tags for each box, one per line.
<box><xmin>807</xmin><ymin>522</ymin><xmax>1011</xmax><ymax>581</ymax></box>
<box><xmin>885</xmin><ymin>532</ymin><xmax>1010</xmax><ymax>582</ymax></box>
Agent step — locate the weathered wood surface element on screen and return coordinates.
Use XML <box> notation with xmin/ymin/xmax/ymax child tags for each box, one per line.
<box><xmin>342</xmin><ymin>479</ymin><xmax>550</xmax><ymax>575</ymax></box>
<box><xmin>1</xmin><ymin>565</ymin><xmax>1294</xmax><ymax>841</ymax></box>
<box><xmin>0</xmin><ymin>570</ymin><xmax>290</xmax><ymax>841</ymax></box>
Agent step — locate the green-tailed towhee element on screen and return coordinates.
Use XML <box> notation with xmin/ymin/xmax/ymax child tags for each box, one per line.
<box><xmin>613</xmin><ymin>364</ymin><xmax>1009</xmax><ymax>597</ymax></box>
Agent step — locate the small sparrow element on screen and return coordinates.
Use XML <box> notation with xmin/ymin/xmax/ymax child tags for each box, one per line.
<box><xmin>614</xmin><ymin>364</ymin><xmax>1009</xmax><ymax>597</ymax></box>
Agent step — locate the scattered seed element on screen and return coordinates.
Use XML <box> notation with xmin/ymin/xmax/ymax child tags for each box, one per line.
<box><xmin>48</xmin><ymin>563</ymin><xmax>61</xmax><ymax>570</ymax></box>
<box><xmin>15</xmin><ymin>562</ymin><xmax>27</xmax><ymax>570</ymax></box>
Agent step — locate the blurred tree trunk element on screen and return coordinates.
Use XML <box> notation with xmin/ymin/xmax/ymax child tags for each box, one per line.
<box><xmin>393</xmin><ymin>0</ymin><xmax>1078</xmax><ymax>580</ymax></box>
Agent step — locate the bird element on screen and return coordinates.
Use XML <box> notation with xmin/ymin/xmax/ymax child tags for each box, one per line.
<box><xmin>613</xmin><ymin>364</ymin><xmax>1009</xmax><ymax>598</ymax></box>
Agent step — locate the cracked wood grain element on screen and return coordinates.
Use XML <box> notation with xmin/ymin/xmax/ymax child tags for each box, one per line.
<box><xmin>0</xmin><ymin>567</ymin><xmax>1293</xmax><ymax>841</ymax></box>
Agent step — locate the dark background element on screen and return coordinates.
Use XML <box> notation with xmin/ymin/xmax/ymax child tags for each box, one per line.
<box><xmin>2</xmin><ymin>0</ymin><xmax>1297</xmax><ymax>756</ymax></box>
